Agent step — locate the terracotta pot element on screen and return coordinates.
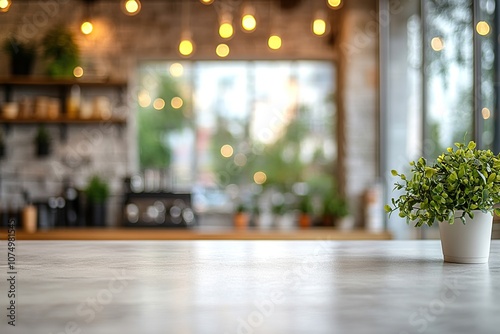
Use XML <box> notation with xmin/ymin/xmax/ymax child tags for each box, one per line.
<box><xmin>298</xmin><ymin>213</ymin><xmax>311</xmax><ymax>229</ymax></box>
<box><xmin>234</xmin><ymin>213</ymin><xmax>248</xmax><ymax>230</ymax></box>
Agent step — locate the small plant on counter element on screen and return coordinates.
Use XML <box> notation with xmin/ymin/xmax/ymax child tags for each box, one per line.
<box><xmin>85</xmin><ymin>175</ymin><xmax>110</xmax><ymax>227</ymax></box>
<box><xmin>234</xmin><ymin>203</ymin><xmax>249</xmax><ymax>230</ymax></box>
<box><xmin>297</xmin><ymin>195</ymin><xmax>313</xmax><ymax>229</ymax></box>
<box><xmin>85</xmin><ymin>175</ymin><xmax>110</xmax><ymax>204</ymax></box>
<box><xmin>385</xmin><ymin>141</ymin><xmax>500</xmax><ymax>227</ymax></box>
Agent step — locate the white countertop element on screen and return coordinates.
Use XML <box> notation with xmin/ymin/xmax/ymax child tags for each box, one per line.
<box><xmin>1</xmin><ymin>240</ymin><xmax>499</xmax><ymax>334</ymax></box>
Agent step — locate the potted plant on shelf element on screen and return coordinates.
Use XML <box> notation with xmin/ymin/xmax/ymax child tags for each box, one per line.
<box><xmin>3</xmin><ymin>37</ymin><xmax>36</xmax><ymax>75</ymax></box>
<box><xmin>34</xmin><ymin>126</ymin><xmax>51</xmax><ymax>157</ymax></box>
<box><xmin>333</xmin><ymin>197</ymin><xmax>352</xmax><ymax>230</ymax></box>
<box><xmin>234</xmin><ymin>203</ymin><xmax>249</xmax><ymax>230</ymax></box>
<box><xmin>42</xmin><ymin>25</ymin><xmax>79</xmax><ymax>78</ymax></box>
<box><xmin>297</xmin><ymin>195</ymin><xmax>313</xmax><ymax>229</ymax></box>
<box><xmin>249</xmin><ymin>204</ymin><xmax>261</xmax><ymax>228</ymax></box>
<box><xmin>321</xmin><ymin>192</ymin><xmax>336</xmax><ymax>227</ymax></box>
<box><xmin>85</xmin><ymin>175</ymin><xmax>110</xmax><ymax>227</ymax></box>
<box><xmin>385</xmin><ymin>141</ymin><xmax>500</xmax><ymax>263</ymax></box>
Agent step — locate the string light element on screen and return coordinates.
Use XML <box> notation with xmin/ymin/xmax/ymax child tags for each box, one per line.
<box><xmin>219</xmin><ymin>14</ymin><xmax>234</xmax><ymax>39</ymax></box>
<box><xmin>0</xmin><ymin>0</ymin><xmax>12</xmax><ymax>13</ymax></box>
<box><xmin>216</xmin><ymin>43</ymin><xmax>230</xmax><ymax>57</ymax></box>
<box><xmin>312</xmin><ymin>11</ymin><xmax>328</xmax><ymax>36</ymax></box>
<box><xmin>81</xmin><ymin>21</ymin><xmax>93</xmax><ymax>35</ymax></box>
<box><xmin>327</xmin><ymin>0</ymin><xmax>342</xmax><ymax>9</ymax></box>
<box><xmin>179</xmin><ymin>1</ymin><xmax>194</xmax><ymax>57</ymax></box>
<box><xmin>241</xmin><ymin>4</ymin><xmax>256</xmax><ymax>32</ymax></box>
<box><xmin>81</xmin><ymin>0</ymin><xmax>94</xmax><ymax>35</ymax></box>
<box><xmin>179</xmin><ymin>37</ymin><xmax>194</xmax><ymax>57</ymax></box>
<box><xmin>268</xmin><ymin>35</ymin><xmax>282</xmax><ymax>50</ymax></box>
<box><xmin>122</xmin><ymin>0</ymin><xmax>141</xmax><ymax>16</ymax></box>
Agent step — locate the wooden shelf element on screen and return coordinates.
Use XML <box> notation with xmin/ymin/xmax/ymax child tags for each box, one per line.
<box><xmin>0</xmin><ymin>76</ymin><xmax>127</xmax><ymax>87</ymax></box>
<box><xmin>0</xmin><ymin>117</ymin><xmax>126</xmax><ymax>125</ymax></box>
<box><xmin>3</xmin><ymin>228</ymin><xmax>393</xmax><ymax>241</ymax></box>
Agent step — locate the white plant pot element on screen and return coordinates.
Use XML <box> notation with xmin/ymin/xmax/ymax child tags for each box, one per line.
<box><xmin>337</xmin><ymin>216</ymin><xmax>354</xmax><ymax>231</ymax></box>
<box><xmin>438</xmin><ymin>210</ymin><xmax>493</xmax><ymax>264</ymax></box>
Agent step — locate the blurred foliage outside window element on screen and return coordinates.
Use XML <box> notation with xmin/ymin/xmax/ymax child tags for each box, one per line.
<box><xmin>136</xmin><ymin>61</ymin><xmax>337</xmax><ymax>213</ymax></box>
<box><xmin>423</xmin><ymin>0</ymin><xmax>495</xmax><ymax>157</ymax></box>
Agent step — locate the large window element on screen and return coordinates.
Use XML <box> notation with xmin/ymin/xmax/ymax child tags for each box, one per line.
<box><xmin>423</xmin><ymin>0</ymin><xmax>496</xmax><ymax>157</ymax></box>
<box><xmin>384</xmin><ymin>0</ymin><xmax>499</xmax><ymax>239</ymax></box>
<box><xmin>136</xmin><ymin>61</ymin><xmax>336</xmax><ymax>220</ymax></box>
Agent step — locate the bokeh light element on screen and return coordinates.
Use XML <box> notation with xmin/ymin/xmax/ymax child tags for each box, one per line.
<box><xmin>216</xmin><ymin>43</ymin><xmax>230</xmax><ymax>57</ymax></box>
<box><xmin>476</xmin><ymin>21</ymin><xmax>490</xmax><ymax>36</ymax></box>
<box><xmin>73</xmin><ymin>66</ymin><xmax>84</xmax><ymax>78</ymax></box>
<box><xmin>153</xmin><ymin>98</ymin><xmax>166</xmax><ymax>110</ymax></box>
<box><xmin>221</xmin><ymin>144</ymin><xmax>234</xmax><ymax>158</ymax></box>
<box><xmin>327</xmin><ymin>0</ymin><xmax>342</xmax><ymax>9</ymax></box>
<box><xmin>219</xmin><ymin>22</ymin><xmax>234</xmax><ymax>39</ymax></box>
<box><xmin>171</xmin><ymin>97</ymin><xmax>183</xmax><ymax>109</ymax></box>
<box><xmin>138</xmin><ymin>90</ymin><xmax>151</xmax><ymax>108</ymax></box>
<box><xmin>124</xmin><ymin>0</ymin><xmax>141</xmax><ymax>16</ymax></box>
<box><xmin>0</xmin><ymin>0</ymin><xmax>12</xmax><ymax>12</ymax></box>
<box><xmin>430</xmin><ymin>37</ymin><xmax>444</xmax><ymax>51</ymax></box>
<box><xmin>170</xmin><ymin>63</ymin><xmax>184</xmax><ymax>77</ymax></box>
<box><xmin>234</xmin><ymin>153</ymin><xmax>247</xmax><ymax>167</ymax></box>
<box><xmin>81</xmin><ymin>21</ymin><xmax>93</xmax><ymax>35</ymax></box>
<box><xmin>313</xmin><ymin>18</ymin><xmax>327</xmax><ymax>36</ymax></box>
<box><xmin>268</xmin><ymin>35</ymin><xmax>282</xmax><ymax>50</ymax></box>
<box><xmin>242</xmin><ymin>14</ymin><xmax>256</xmax><ymax>32</ymax></box>
<box><xmin>179</xmin><ymin>39</ymin><xmax>194</xmax><ymax>56</ymax></box>
<box><xmin>253</xmin><ymin>171</ymin><xmax>267</xmax><ymax>185</ymax></box>
<box><xmin>482</xmin><ymin>107</ymin><xmax>491</xmax><ymax>120</ymax></box>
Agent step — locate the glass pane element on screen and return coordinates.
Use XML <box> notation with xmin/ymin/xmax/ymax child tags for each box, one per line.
<box><xmin>424</xmin><ymin>0</ymin><xmax>473</xmax><ymax>158</ymax></box>
<box><xmin>136</xmin><ymin>61</ymin><xmax>336</xmax><ymax>223</ymax></box>
<box><xmin>479</xmin><ymin>0</ymin><xmax>496</xmax><ymax>148</ymax></box>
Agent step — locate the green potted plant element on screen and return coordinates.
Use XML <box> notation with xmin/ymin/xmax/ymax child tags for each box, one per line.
<box><xmin>249</xmin><ymin>204</ymin><xmax>261</xmax><ymax>228</ymax></box>
<box><xmin>271</xmin><ymin>202</ymin><xmax>287</xmax><ymax>229</ymax></box>
<box><xmin>3</xmin><ymin>37</ymin><xmax>36</xmax><ymax>75</ymax></box>
<box><xmin>297</xmin><ymin>195</ymin><xmax>313</xmax><ymax>229</ymax></box>
<box><xmin>385</xmin><ymin>141</ymin><xmax>500</xmax><ymax>263</ymax></box>
<box><xmin>34</xmin><ymin>126</ymin><xmax>51</xmax><ymax>157</ymax></box>
<box><xmin>332</xmin><ymin>197</ymin><xmax>353</xmax><ymax>230</ymax></box>
<box><xmin>234</xmin><ymin>203</ymin><xmax>249</xmax><ymax>230</ymax></box>
<box><xmin>321</xmin><ymin>192</ymin><xmax>336</xmax><ymax>227</ymax></box>
<box><xmin>41</xmin><ymin>25</ymin><xmax>79</xmax><ymax>78</ymax></box>
<box><xmin>85</xmin><ymin>175</ymin><xmax>110</xmax><ymax>227</ymax></box>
